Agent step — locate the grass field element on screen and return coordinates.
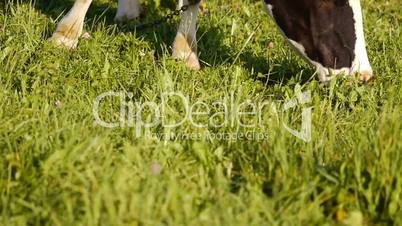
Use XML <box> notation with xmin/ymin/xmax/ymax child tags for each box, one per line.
<box><xmin>1</xmin><ymin>0</ymin><xmax>401</xmax><ymax>225</ymax></box>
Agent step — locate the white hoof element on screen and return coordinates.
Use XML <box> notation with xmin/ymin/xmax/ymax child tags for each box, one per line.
<box><xmin>172</xmin><ymin>51</ymin><xmax>201</xmax><ymax>70</ymax></box>
<box><xmin>356</xmin><ymin>70</ymin><xmax>375</xmax><ymax>82</ymax></box>
<box><xmin>49</xmin><ymin>32</ymin><xmax>79</xmax><ymax>49</ymax></box>
<box><xmin>172</xmin><ymin>33</ymin><xmax>200</xmax><ymax>70</ymax></box>
<box><xmin>114</xmin><ymin>0</ymin><xmax>142</xmax><ymax>22</ymax></box>
<box><xmin>184</xmin><ymin>52</ymin><xmax>201</xmax><ymax>70</ymax></box>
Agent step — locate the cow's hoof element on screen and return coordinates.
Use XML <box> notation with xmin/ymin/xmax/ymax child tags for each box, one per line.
<box><xmin>114</xmin><ymin>12</ymin><xmax>141</xmax><ymax>22</ymax></box>
<box><xmin>357</xmin><ymin>70</ymin><xmax>374</xmax><ymax>82</ymax></box>
<box><xmin>114</xmin><ymin>3</ymin><xmax>141</xmax><ymax>22</ymax></box>
<box><xmin>172</xmin><ymin>51</ymin><xmax>201</xmax><ymax>71</ymax></box>
<box><xmin>185</xmin><ymin>52</ymin><xmax>201</xmax><ymax>70</ymax></box>
<box><xmin>172</xmin><ymin>33</ymin><xmax>200</xmax><ymax>70</ymax></box>
<box><xmin>49</xmin><ymin>32</ymin><xmax>79</xmax><ymax>49</ymax></box>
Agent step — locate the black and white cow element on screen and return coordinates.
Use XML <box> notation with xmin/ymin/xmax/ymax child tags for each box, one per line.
<box><xmin>50</xmin><ymin>0</ymin><xmax>374</xmax><ymax>82</ymax></box>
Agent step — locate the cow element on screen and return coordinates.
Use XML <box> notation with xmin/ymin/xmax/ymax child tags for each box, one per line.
<box><xmin>50</xmin><ymin>0</ymin><xmax>374</xmax><ymax>83</ymax></box>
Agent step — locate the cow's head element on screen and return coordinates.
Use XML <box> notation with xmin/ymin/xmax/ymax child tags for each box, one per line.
<box><xmin>264</xmin><ymin>0</ymin><xmax>373</xmax><ymax>82</ymax></box>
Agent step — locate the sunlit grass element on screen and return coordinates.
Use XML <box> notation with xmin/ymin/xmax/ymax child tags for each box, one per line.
<box><xmin>0</xmin><ymin>0</ymin><xmax>401</xmax><ymax>225</ymax></box>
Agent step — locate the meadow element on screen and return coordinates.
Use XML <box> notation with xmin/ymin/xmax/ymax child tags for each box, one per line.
<box><xmin>0</xmin><ymin>0</ymin><xmax>401</xmax><ymax>225</ymax></box>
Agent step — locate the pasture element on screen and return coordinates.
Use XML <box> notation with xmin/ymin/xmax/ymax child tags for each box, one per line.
<box><xmin>0</xmin><ymin>0</ymin><xmax>401</xmax><ymax>225</ymax></box>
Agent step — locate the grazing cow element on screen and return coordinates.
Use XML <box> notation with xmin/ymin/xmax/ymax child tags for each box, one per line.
<box><xmin>50</xmin><ymin>0</ymin><xmax>374</xmax><ymax>83</ymax></box>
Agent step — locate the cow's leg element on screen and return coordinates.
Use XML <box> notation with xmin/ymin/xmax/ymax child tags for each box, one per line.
<box><xmin>115</xmin><ymin>0</ymin><xmax>142</xmax><ymax>22</ymax></box>
<box><xmin>263</xmin><ymin>1</ymin><xmax>374</xmax><ymax>83</ymax></box>
<box><xmin>50</xmin><ymin>0</ymin><xmax>92</xmax><ymax>49</ymax></box>
<box><xmin>349</xmin><ymin>0</ymin><xmax>374</xmax><ymax>81</ymax></box>
<box><xmin>172</xmin><ymin>0</ymin><xmax>200</xmax><ymax>70</ymax></box>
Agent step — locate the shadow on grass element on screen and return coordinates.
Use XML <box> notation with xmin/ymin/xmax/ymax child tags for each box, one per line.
<box><xmin>241</xmin><ymin>50</ymin><xmax>314</xmax><ymax>85</ymax></box>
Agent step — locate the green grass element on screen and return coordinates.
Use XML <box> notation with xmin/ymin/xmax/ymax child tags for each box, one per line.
<box><xmin>1</xmin><ymin>0</ymin><xmax>401</xmax><ymax>225</ymax></box>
